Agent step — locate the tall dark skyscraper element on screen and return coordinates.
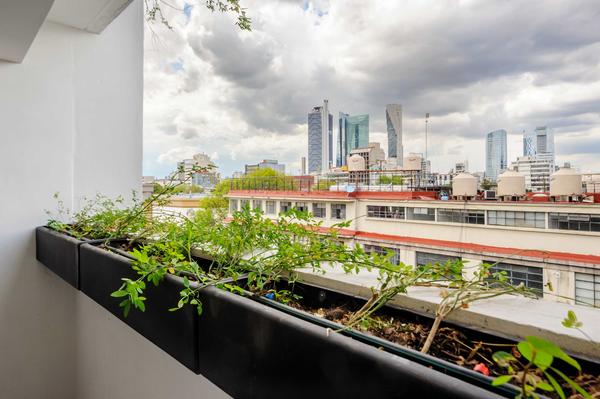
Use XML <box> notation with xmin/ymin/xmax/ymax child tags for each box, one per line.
<box><xmin>307</xmin><ymin>99</ymin><xmax>333</xmax><ymax>173</ymax></box>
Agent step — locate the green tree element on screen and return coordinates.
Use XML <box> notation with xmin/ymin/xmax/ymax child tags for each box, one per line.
<box><xmin>481</xmin><ymin>178</ymin><xmax>495</xmax><ymax>190</ymax></box>
<box><xmin>200</xmin><ymin>168</ymin><xmax>291</xmax><ymax>209</ymax></box>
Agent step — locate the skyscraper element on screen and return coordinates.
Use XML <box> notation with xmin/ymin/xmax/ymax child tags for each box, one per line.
<box><xmin>337</xmin><ymin>112</ymin><xmax>348</xmax><ymax>167</ymax></box>
<box><xmin>485</xmin><ymin>129</ymin><xmax>507</xmax><ymax>181</ymax></box>
<box><xmin>338</xmin><ymin>113</ymin><xmax>369</xmax><ymax>166</ymax></box>
<box><xmin>523</xmin><ymin>126</ymin><xmax>555</xmax><ymax>163</ymax></box>
<box><xmin>307</xmin><ymin>99</ymin><xmax>333</xmax><ymax>173</ymax></box>
<box><xmin>386</xmin><ymin>104</ymin><xmax>403</xmax><ymax>166</ymax></box>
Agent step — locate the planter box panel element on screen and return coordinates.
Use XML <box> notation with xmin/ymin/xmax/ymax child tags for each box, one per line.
<box><xmin>36</xmin><ymin>226</ymin><xmax>83</xmax><ymax>288</ymax></box>
<box><xmin>255</xmin><ymin>279</ymin><xmax>521</xmax><ymax>397</ymax></box>
<box><xmin>196</xmin><ymin>286</ymin><xmax>502</xmax><ymax>399</ymax></box>
<box><xmin>79</xmin><ymin>244</ymin><xmax>198</xmax><ymax>373</ymax></box>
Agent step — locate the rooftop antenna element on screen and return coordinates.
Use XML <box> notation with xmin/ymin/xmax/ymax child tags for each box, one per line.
<box><xmin>425</xmin><ymin>112</ymin><xmax>430</xmax><ymax>161</ymax></box>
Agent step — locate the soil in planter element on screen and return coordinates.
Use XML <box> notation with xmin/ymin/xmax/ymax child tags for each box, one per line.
<box><xmin>261</xmin><ymin>280</ymin><xmax>600</xmax><ymax>399</ymax></box>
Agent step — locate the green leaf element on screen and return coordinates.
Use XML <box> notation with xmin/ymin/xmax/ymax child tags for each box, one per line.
<box><xmin>518</xmin><ymin>340</ymin><xmax>553</xmax><ymax>370</ymax></box>
<box><xmin>493</xmin><ymin>351</ymin><xmax>516</xmax><ymax>368</ymax></box>
<box><xmin>562</xmin><ymin>310</ymin><xmax>583</xmax><ymax>329</ymax></box>
<box><xmin>550</xmin><ymin>367</ymin><xmax>592</xmax><ymax>399</ymax></box>
<box><xmin>110</xmin><ymin>290</ymin><xmax>128</xmax><ymax>298</ymax></box>
<box><xmin>543</xmin><ymin>370</ymin><xmax>566</xmax><ymax>399</ymax></box>
<box><xmin>491</xmin><ymin>375</ymin><xmax>513</xmax><ymax>386</ymax></box>
<box><xmin>526</xmin><ymin>336</ymin><xmax>580</xmax><ymax>371</ymax></box>
<box><xmin>536</xmin><ymin>381</ymin><xmax>554</xmax><ymax>392</ymax></box>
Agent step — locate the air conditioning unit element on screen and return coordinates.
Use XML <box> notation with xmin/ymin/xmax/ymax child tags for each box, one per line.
<box><xmin>483</xmin><ymin>190</ymin><xmax>496</xmax><ymax>200</ymax></box>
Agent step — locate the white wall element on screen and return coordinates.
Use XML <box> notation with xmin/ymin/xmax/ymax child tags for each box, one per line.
<box><xmin>0</xmin><ymin>2</ymin><xmax>228</xmax><ymax>398</ymax></box>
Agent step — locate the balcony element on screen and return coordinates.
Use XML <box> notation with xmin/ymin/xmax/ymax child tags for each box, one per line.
<box><xmin>2</xmin><ymin>1</ymin><xmax>600</xmax><ymax>398</ymax></box>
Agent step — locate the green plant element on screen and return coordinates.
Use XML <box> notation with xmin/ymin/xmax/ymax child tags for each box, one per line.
<box><xmin>420</xmin><ymin>263</ymin><xmax>538</xmax><ymax>354</ymax></box>
<box><xmin>46</xmin><ymin>164</ymin><xmax>212</xmax><ymax>240</ymax></box>
<box><xmin>562</xmin><ymin>310</ymin><xmax>600</xmax><ymax>352</ymax></box>
<box><xmin>492</xmin><ymin>336</ymin><xmax>591</xmax><ymax>399</ymax></box>
<box><xmin>144</xmin><ymin>0</ymin><xmax>251</xmax><ymax>31</ymax></box>
<box><xmin>377</xmin><ymin>175</ymin><xmax>404</xmax><ymax>185</ymax></box>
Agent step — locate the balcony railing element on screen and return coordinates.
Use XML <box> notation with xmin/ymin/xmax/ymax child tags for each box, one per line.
<box><xmin>228</xmin><ymin>170</ymin><xmax>444</xmax><ymax>193</ymax></box>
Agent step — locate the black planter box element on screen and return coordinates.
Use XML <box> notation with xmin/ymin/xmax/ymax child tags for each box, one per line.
<box><xmin>35</xmin><ymin>226</ymin><xmax>105</xmax><ymax>288</ymax></box>
<box><xmin>79</xmin><ymin>243</ymin><xmax>199</xmax><ymax>373</ymax></box>
<box><xmin>251</xmin><ymin>279</ymin><xmax>524</xmax><ymax>398</ymax></box>
<box><xmin>196</xmin><ymin>285</ymin><xmax>505</xmax><ymax>399</ymax></box>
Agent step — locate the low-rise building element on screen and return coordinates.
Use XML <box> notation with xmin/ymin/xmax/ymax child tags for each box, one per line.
<box><xmin>511</xmin><ymin>155</ymin><xmax>555</xmax><ymax>192</ymax></box>
<box><xmin>245</xmin><ymin>159</ymin><xmax>286</xmax><ymax>174</ymax></box>
<box><xmin>227</xmin><ymin>184</ymin><xmax>600</xmax><ymax>307</ymax></box>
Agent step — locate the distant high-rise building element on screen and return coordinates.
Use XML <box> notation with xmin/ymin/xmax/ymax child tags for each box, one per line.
<box><xmin>301</xmin><ymin>156</ymin><xmax>306</xmax><ymax>175</ymax></box>
<box><xmin>177</xmin><ymin>152</ymin><xmax>219</xmax><ymax>189</ymax></box>
<box><xmin>337</xmin><ymin>112</ymin><xmax>348</xmax><ymax>167</ymax></box>
<box><xmin>308</xmin><ymin>100</ymin><xmax>333</xmax><ymax>173</ymax></box>
<box><xmin>338</xmin><ymin>113</ymin><xmax>369</xmax><ymax>166</ymax></box>
<box><xmin>245</xmin><ymin>159</ymin><xmax>285</xmax><ymax>175</ymax></box>
<box><xmin>511</xmin><ymin>155</ymin><xmax>555</xmax><ymax>192</ymax></box>
<box><xmin>386</xmin><ymin>104</ymin><xmax>403</xmax><ymax>165</ymax></box>
<box><xmin>523</xmin><ymin>126</ymin><xmax>554</xmax><ymax>163</ymax></box>
<box><xmin>485</xmin><ymin>129</ymin><xmax>507</xmax><ymax>181</ymax></box>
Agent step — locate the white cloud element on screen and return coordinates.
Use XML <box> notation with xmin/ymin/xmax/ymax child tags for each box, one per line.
<box><xmin>144</xmin><ymin>0</ymin><xmax>600</xmax><ymax>178</ymax></box>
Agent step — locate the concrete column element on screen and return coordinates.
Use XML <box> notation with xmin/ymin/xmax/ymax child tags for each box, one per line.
<box><xmin>543</xmin><ymin>268</ymin><xmax>575</xmax><ymax>304</ymax></box>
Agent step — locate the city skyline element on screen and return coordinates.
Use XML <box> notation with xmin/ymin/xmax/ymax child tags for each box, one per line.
<box><xmin>143</xmin><ymin>1</ymin><xmax>600</xmax><ymax>177</ymax></box>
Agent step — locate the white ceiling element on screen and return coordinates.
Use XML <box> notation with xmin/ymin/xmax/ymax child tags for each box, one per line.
<box><xmin>0</xmin><ymin>0</ymin><xmax>132</xmax><ymax>63</ymax></box>
<box><xmin>0</xmin><ymin>0</ymin><xmax>55</xmax><ymax>62</ymax></box>
<box><xmin>47</xmin><ymin>0</ymin><xmax>133</xmax><ymax>34</ymax></box>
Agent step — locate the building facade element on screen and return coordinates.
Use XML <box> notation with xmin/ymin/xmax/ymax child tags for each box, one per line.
<box><xmin>245</xmin><ymin>159</ymin><xmax>285</xmax><ymax>174</ymax></box>
<box><xmin>524</xmin><ymin>126</ymin><xmax>555</xmax><ymax>164</ymax></box>
<box><xmin>511</xmin><ymin>155</ymin><xmax>555</xmax><ymax>192</ymax></box>
<box><xmin>227</xmin><ymin>190</ymin><xmax>600</xmax><ymax>307</ymax></box>
<box><xmin>308</xmin><ymin>99</ymin><xmax>333</xmax><ymax>173</ymax></box>
<box><xmin>485</xmin><ymin>129</ymin><xmax>507</xmax><ymax>181</ymax></box>
<box><xmin>177</xmin><ymin>152</ymin><xmax>219</xmax><ymax>189</ymax></box>
<box><xmin>386</xmin><ymin>104</ymin><xmax>403</xmax><ymax>165</ymax></box>
<box><xmin>338</xmin><ymin>113</ymin><xmax>369</xmax><ymax>166</ymax></box>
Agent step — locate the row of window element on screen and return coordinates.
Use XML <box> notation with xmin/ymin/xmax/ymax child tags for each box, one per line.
<box><xmin>232</xmin><ymin>199</ymin><xmax>600</xmax><ymax>233</ymax></box>
<box><xmin>230</xmin><ymin>199</ymin><xmax>347</xmax><ymax>219</ymax></box>
<box><xmin>549</xmin><ymin>213</ymin><xmax>600</xmax><ymax>232</ymax></box>
<box><xmin>366</xmin><ymin>205</ymin><xmax>599</xmax><ymax>232</ymax></box>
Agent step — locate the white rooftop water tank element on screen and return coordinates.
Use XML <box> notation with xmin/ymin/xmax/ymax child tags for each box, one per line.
<box><xmin>452</xmin><ymin>173</ymin><xmax>478</xmax><ymax>197</ymax></box>
<box><xmin>347</xmin><ymin>154</ymin><xmax>366</xmax><ymax>171</ymax></box>
<box><xmin>550</xmin><ymin>168</ymin><xmax>582</xmax><ymax>196</ymax></box>
<box><xmin>497</xmin><ymin>170</ymin><xmax>526</xmax><ymax>197</ymax></box>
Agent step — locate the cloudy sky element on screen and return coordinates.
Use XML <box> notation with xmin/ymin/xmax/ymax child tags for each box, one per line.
<box><xmin>143</xmin><ymin>0</ymin><xmax>600</xmax><ymax>178</ymax></box>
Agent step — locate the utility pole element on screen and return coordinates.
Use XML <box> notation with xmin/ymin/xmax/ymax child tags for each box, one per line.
<box><xmin>425</xmin><ymin>112</ymin><xmax>430</xmax><ymax>161</ymax></box>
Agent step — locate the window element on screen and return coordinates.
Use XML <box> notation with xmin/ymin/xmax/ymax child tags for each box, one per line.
<box><xmin>229</xmin><ymin>199</ymin><xmax>238</xmax><ymax>213</ymax></box>
<box><xmin>265</xmin><ymin>200</ymin><xmax>276</xmax><ymax>215</ymax></box>
<box><xmin>252</xmin><ymin>199</ymin><xmax>262</xmax><ymax>211</ymax></box>
<box><xmin>416</xmin><ymin>252</ymin><xmax>462</xmax><ymax>279</ymax></box>
<box><xmin>280</xmin><ymin>201</ymin><xmax>292</xmax><ymax>213</ymax></box>
<box><xmin>549</xmin><ymin>213</ymin><xmax>600</xmax><ymax>232</ymax></box>
<box><xmin>240</xmin><ymin>199</ymin><xmax>250</xmax><ymax>209</ymax></box>
<box><xmin>575</xmin><ymin>273</ymin><xmax>600</xmax><ymax>307</ymax></box>
<box><xmin>407</xmin><ymin>207</ymin><xmax>435</xmax><ymax>221</ymax></box>
<box><xmin>331</xmin><ymin>203</ymin><xmax>346</xmax><ymax>219</ymax></box>
<box><xmin>364</xmin><ymin>244</ymin><xmax>401</xmax><ymax>265</ymax></box>
<box><xmin>367</xmin><ymin>205</ymin><xmax>405</xmax><ymax>220</ymax></box>
<box><xmin>488</xmin><ymin>262</ymin><xmax>543</xmax><ymax>296</ymax></box>
<box><xmin>488</xmin><ymin>210</ymin><xmax>545</xmax><ymax>229</ymax></box>
<box><xmin>312</xmin><ymin>202</ymin><xmax>326</xmax><ymax>218</ymax></box>
<box><xmin>437</xmin><ymin>209</ymin><xmax>485</xmax><ymax>224</ymax></box>
<box><xmin>416</xmin><ymin>252</ymin><xmax>461</xmax><ymax>267</ymax></box>
<box><xmin>295</xmin><ymin>202</ymin><xmax>308</xmax><ymax>213</ymax></box>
